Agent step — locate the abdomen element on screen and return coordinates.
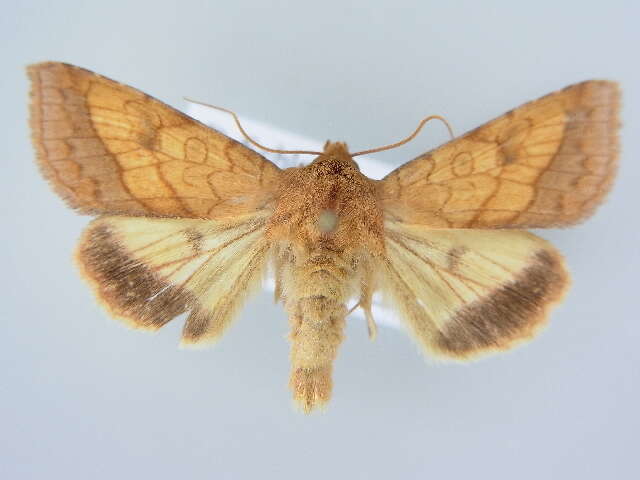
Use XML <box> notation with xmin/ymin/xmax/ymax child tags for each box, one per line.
<box><xmin>275</xmin><ymin>245</ymin><xmax>363</xmax><ymax>412</ymax></box>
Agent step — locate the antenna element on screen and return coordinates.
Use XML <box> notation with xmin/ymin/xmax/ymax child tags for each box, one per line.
<box><xmin>351</xmin><ymin>115</ymin><xmax>455</xmax><ymax>157</ymax></box>
<box><xmin>184</xmin><ymin>98</ymin><xmax>323</xmax><ymax>156</ymax></box>
<box><xmin>186</xmin><ymin>98</ymin><xmax>455</xmax><ymax>159</ymax></box>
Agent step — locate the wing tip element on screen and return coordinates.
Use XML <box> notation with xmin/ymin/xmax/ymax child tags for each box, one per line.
<box><xmin>27</xmin><ymin>60</ymin><xmax>98</xmax><ymax>215</ymax></box>
<box><xmin>560</xmin><ymin>78</ymin><xmax>622</xmax><ymax>227</ymax></box>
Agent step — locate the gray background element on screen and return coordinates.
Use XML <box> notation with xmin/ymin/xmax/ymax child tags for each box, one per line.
<box><xmin>2</xmin><ymin>1</ymin><xmax>638</xmax><ymax>479</ymax></box>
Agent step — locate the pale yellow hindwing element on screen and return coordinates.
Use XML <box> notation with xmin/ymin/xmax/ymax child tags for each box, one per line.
<box><xmin>28</xmin><ymin>62</ymin><xmax>281</xmax><ymax>218</ymax></box>
<box><xmin>380</xmin><ymin>220</ymin><xmax>569</xmax><ymax>360</ymax></box>
<box><xmin>380</xmin><ymin>81</ymin><xmax>620</xmax><ymax>228</ymax></box>
<box><xmin>76</xmin><ymin>213</ymin><xmax>271</xmax><ymax>346</ymax></box>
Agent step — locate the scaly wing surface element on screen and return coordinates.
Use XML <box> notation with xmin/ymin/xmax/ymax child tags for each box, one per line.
<box><xmin>77</xmin><ymin>213</ymin><xmax>270</xmax><ymax>346</ymax></box>
<box><xmin>29</xmin><ymin>62</ymin><xmax>280</xmax><ymax>218</ymax></box>
<box><xmin>380</xmin><ymin>81</ymin><xmax>620</xmax><ymax>228</ymax></box>
<box><xmin>380</xmin><ymin>220</ymin><xmax>569</xmax><ymax>359</ymax></box>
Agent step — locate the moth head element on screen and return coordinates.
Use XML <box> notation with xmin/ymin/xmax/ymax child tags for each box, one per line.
<box><xmin>323</xmin><ymin>140</ymin><xmax>350</xmax><ymax>156</ymax></box>
<box><xmin>312</xmin><ymin>141</ymin><xmax>360</xmax><ymax>171</ymax></box>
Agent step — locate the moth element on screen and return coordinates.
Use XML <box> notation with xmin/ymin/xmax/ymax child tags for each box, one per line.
<box><xmin>28</xmin><ymin>62</ymin><xmax>620</xmax><ymax>413</ymax></box>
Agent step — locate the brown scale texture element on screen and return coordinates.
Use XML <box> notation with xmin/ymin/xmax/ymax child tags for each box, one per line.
<box><xmin>28</xmin><ymin>62</ymin><xmax>621</xmax><ymax>413</ymax></box>
<box><xmin>268</xmin><ymin>143</ymin><xmax>383</xmax><ymax>411</ymax></box>
<box><xmin>76</xmin><ymin>222</ymin><xmax>196</xmax><ymax>329</ymax></box>
<box><xmin>28</xmin><ymin>62</ymin><xmax>280</xmax><ymax>219</ymax></box>
<box><xmin>380</xmin><ymin>81</ymin><xmax>620</xmax><ymax>229</ymax></box>
<box><xmin>434</xmin><ymin>250</ymin><xmax>569</xmax><ymax>356</ymax></box>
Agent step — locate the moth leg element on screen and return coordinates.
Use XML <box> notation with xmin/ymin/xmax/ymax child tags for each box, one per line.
<box><xmin>364</xmin><ymin>305</ymin><xmax>377</xmax><ymax>341</ymax></box>
<box><xmin>347</xmin><ymin>296</ymin><xmax>378</xmax><ymax>340</ymax></box>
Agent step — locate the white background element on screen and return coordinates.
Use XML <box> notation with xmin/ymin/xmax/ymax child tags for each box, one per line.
<box><xmin>2</xmin><ymin>2</ymin><xmax>638</xmax><ymax>479</ymax></box>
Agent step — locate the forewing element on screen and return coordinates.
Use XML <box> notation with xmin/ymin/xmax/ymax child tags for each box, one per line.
<box><xmin>76</xmin><ymin>213</ymin><xmax>270</xmax><ymax>345</ymax></box>
<box><xmin>380</xmin><ymin>220</ymin><xmax>569</xmax><ymax>359</ymax></box>
<box><xmin>28</xmin><ymin>62</ymin><xmax>280</xmax><ymax>218</ymax></box>
<box><xmin>380</xmin><ymin>81</ymin><xmax>620</xmax><ymax>228</ymax></box>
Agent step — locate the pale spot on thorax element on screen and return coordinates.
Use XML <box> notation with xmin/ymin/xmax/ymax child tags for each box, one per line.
<box><xmin>317</xmin><ymin>209</ymin><xmax>339</xmax><ymax>234</ymax></box>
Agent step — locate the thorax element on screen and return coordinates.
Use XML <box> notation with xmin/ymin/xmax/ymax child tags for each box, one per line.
<box><xmin>265</xmin><ymin>148</ymin><xmax>384</xmax><ymax>259</ymax></box>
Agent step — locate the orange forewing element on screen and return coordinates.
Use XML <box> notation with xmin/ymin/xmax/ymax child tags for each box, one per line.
<box><xmin>28</xmin><ymin>62</ymin><xmax>281</xmax><ymax>218</ymax></box>
<box><xmin>380</xmin><ymin>81</ymin><xmax>620</xmax><ymax>228</ymax></box>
